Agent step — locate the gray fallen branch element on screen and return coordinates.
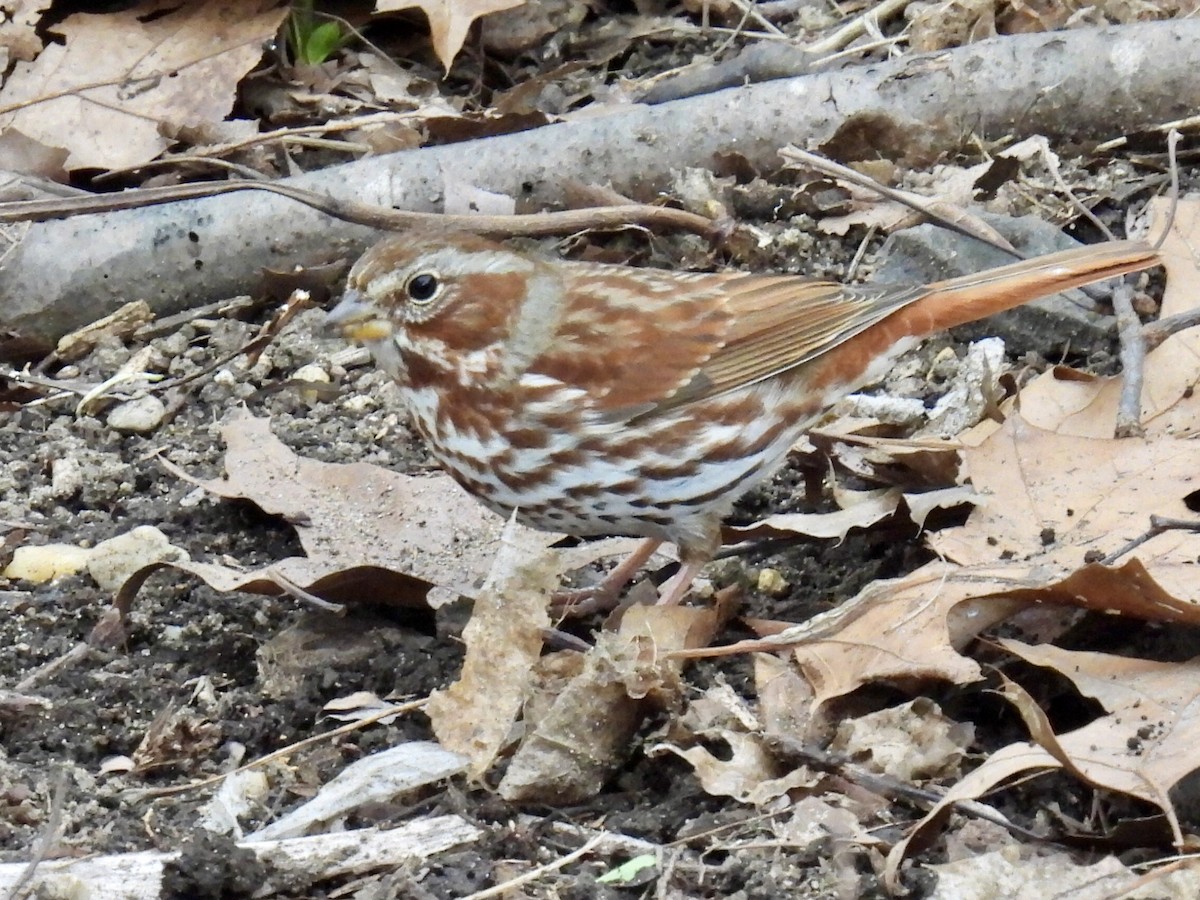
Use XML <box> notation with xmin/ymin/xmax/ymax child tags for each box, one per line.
<box><xmin>2</xmin><ymin>19</ymin><xmax>1197</xmax><ymax>347</ymax></box>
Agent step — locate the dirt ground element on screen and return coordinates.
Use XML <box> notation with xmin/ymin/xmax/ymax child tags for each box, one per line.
<box><xmin>2</xmin><ymin>6</ymin><xmax>1198</xmax><ymax>900</ymax></box>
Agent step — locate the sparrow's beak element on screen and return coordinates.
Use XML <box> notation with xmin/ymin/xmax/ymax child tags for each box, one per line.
<box><xmin>324</xmin><ymin>289</ymin><xmax>393</xmax><ymax>342</ymax></box>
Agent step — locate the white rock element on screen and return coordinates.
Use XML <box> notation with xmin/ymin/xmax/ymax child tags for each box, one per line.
<box><xmin>87</xmin><ymin>525</ymin><xmax>190</xmax><ymax>592</ymax></box>
<box><xmin>107</xmin><ymin>395</ymin><xmax>166</xmax><ymax>434</ymax></box>
<box><xmin>51</xmin><ymin>456</ymin><xmax>83</xmax><ymax>498</ymax></box>
<box><xmin>293</xmin><ymin>363</ymin><xmax>330</xmax><ymax>384</ymax></box>
<box><xmin>3</xmin><ymin>544</ymin><xmax>92</xmax><ymax>583</ymax></box>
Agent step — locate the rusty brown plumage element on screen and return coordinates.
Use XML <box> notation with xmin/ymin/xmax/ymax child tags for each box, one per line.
<box><xmin>327</xmin><ymin>231</ymin><xmax>1159</xmax><ymax>606</ymax></box>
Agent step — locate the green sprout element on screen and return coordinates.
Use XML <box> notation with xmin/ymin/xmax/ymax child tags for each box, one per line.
<box><xmin>288</xmin><ymin>0</ymin><xmax>347</xmax><ymax>66</ymax></box>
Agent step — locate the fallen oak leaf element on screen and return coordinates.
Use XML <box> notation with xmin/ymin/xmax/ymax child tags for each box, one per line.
<box><xmin>884</xmin><ymin>641</ymin><xmax>1200</xmax><ymax>887</ymax></box>
<box><xmin>0</xmin><ymin>0</ymin><xmax>288</xmax><ymax>172</ymax></box>
<box><xmin>101</xmin><ymin>410</ymin><xmax>661</xmax><ymax>641</ymax></box>
<box><xmin>677</xmin><ymin>555</ymin><xmax>1200</xmax><ymax>715</ymax></box>
<box><xmin>932</xmin><ymin>411</ymin><xmax>1200</xmax><ymax>586</ymax></box>
<box><xmin>0</xmin><ymin>0</ymin><xmax>49</xmax><ymax>63</ymax></box>
<box><xmin>374</xmin><ymin>0</ymin><xmax>528</xmax><ymax>70</ymax></box>
<box><xmin>426</xmin><ymin>514</ymin><xmax>554</xmax><ymax>779</ymax></box>
<box><xmin>158</xmin><ymin>408</ymin><xmax>561</xmax><ymax>606</ymax></box>
<box><xmin>1000</xmin><ymin>638</ymin><xmax>1200</xmax><ymax>846</ymax></box>
<box><xmin>725</xmin><ymin>485</ymin><xmax>980</xmax><ymax>545</ymax></box>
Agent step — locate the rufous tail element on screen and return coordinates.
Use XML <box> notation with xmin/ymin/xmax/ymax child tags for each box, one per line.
<box><xmin>904</xmin><ymin>239</ymin><xmax>1160</xmax><ymax>335</ymax></box>
<box><xmin>803</xmin><ymin>240</ymin><xmax>1161</xmax><ymax>401</ymax></box>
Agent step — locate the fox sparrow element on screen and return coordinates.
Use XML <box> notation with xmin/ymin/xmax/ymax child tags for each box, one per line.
<box><xmin>326</xmin><ymin>231</ymin><xmax>1158</xmax><ymax>606</ymax></box>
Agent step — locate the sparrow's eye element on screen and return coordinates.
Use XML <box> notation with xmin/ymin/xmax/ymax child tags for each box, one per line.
<box><xmin>405</xmin><ymin>272</ymin><xmax>440</xmax><ymax>303</ymax></box>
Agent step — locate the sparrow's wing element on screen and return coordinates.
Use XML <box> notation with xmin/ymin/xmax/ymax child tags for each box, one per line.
<box><xmin>540</xmin><ymin>241</ymin><xmax>1157</xmax><ymax>419</ymax></box>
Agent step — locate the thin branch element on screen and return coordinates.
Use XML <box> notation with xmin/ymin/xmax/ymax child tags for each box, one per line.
<box><xmin>806</xmin><ymin>0</ymin><xmax>914</xmax><ymax>56</ymax></box>
<box><xmin>765</xmin><ymin>735</ymin><xmax>1046</xmax><ymax>843</ymax></box>
<box><xmin>1113</xmin><ymin>282</ymin><xmax>1147</xmax><ymax>438</ymax></box>
<box><xmin>1143</xmin><ymin>307</ymin><xmax>1200</xmax><ymax>350</ymax></box>
<box><xmin>1101</xmin><ymin>515</ymin><xmax>1200</xmax><ymax>566</ymax></box>
<box><xmin>461</xmin><ymin>834</ymin><xmax>606</xmax><ymax>900</ymax></box>
<box><xmin>780</xmin><ymin>147</ymin><xmax>1020</xmax><ymax>258</ymax></box>
<box><xmin>0</xmin><ymin>180</ymin><xmax>720</xmax><ymax>239</ymax></box>
<box><xmin>1041</xmin><ymin>144</ymin><xmax>1117</xmax><ymax>242</ymax></box>
<box><xmin>266</xmin><ymin>568</ymin><xmax>346</xmax><ymax>615</ymax></box>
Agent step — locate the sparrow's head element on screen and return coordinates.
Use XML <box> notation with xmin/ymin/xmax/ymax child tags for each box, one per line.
<box><xmin>326</xmin><ymin>231</ymin><xmax>561</xmax><ymax>385</ymax></box>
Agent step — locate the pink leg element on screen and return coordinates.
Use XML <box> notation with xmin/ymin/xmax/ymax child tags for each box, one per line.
<box><xmin>553</xmin><ymin>538</ymin><xmax>662</xmax><ymax>614</ymax></box>
<box><xmin>656</xmin><ymin>558</ymin><xmax>707</xmax><ymax>606</ymax></box>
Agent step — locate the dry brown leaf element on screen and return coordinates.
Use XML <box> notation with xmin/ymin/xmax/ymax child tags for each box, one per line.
<box><xmin>727</xmin><ymin>484</ymin><xmax>978</xmax><ymax>545</ymax></box>
<box><xmin>426</xmin><ymin>516</ymin><xmax>554</xmax><ymax>778</ymax></box>
<box><xmin>773</xmin><ymin>565</ymin><xmax>1015</xmax><ymax>709</ymax></box>
<box><xmin>115</xmin><ymin>410</ymin><xmax>645</xmax><ymax>628</ymax></box>
<box><xmin>498</xmin><ymin>603</ymin><xmax>722</xmax><ymax>802</ymax></box>
<box><xmin>0</xmin><ymin>0</ymin><xmax>288</xmax><ymax>172</ymax></box>
<box><xmin>0</xmin><ymin>0</ymin><xmax>50</xmax><ymax>63</ymax></box>
<box><xmin>931</xmin><ymin>413</ymin><xmax>1199</xmax><ymax>599</ymax></box>
<box><xmin>1002</xmin><ymin>638</ymin><xmax>1200</xmax><ymax>841</ymax></box>
<box><xmin>655</xmin><ymin>729</ymin><xmax>814</xmax><ymax>805</ymax></box>
<box><xmin>156</xmin><ymin>409</ymin><xmax>560</xmax><ymax>606</ymax></box>
<box><xmin>374</xmin><ymin>0</ymin><xmax>528</xmax><ymax>70</ymax></box>
<box><xmin>726</xmin><ymin>554</ymin><xmax>1200</xmax><ymax>713</ymax></box>
<box><xmin>829</xmin><ymin>698</ymin><xmax>972</xmax><ymax>783</ymax></box>
<box><xmin>883</xmin><ymin>742</ymin><xmax>1055</xmax><ymax>890</ymax></box>
<box><xmin>652</xmin><ymin>679</ymin><xmax>818</xmax><ymax>805</ymax></box>
<box><xmin>907</xmin><ymin>0</ymin><xmax>996</xmax><ymax>52</ymax></box>
<box><xmin>0</xmin><ymin>126</ymin><xmax>67</xmax><ymax>178</ymax></box>
<box><xmin>705</xmin><ymin>391</ymin><xmax>1198</xmax><ymax>713</ymax></box>
<box><xmin>887</xmin><ymin>640</ymin><xmax>1200</xmax><ymax>884</ymax></box>
<box><xmin>727</xmin><ymin>488</ymin><xmax>902</xmax><ymax>543</ymax></box>
<box><xmin>754</xmin><ymin>653</ymin><xmax>816</xmax><ymax>737</ymax></box>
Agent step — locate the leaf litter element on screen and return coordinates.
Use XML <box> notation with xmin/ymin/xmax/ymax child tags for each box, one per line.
<box><xmin>9</xmin><ymin>184</ymin><xmax>1195</xmax><ymax>898</ymax></box>
<box><xmin>153</xmin><ymin>189</ymin><xmax>1200</xmax><ymax>854</ymax></box>
<box><xmin>3</xmin><ymin>3</ymin><xmax>1200</xmax><ymax>893</ymax></box>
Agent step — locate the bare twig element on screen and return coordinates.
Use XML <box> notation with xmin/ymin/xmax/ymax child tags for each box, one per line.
<box><xmin>1143</xmin><ymin>308</ymin><xmax>1200</xmax><ymax>350</ymax></box>
<box><xmin>1101</xmin><ymin>515</ymin><xmax>1200</xmax><ymax>566</ymax></box>
<box><xmin>806</xmin><ymin>0</ymin><xmax>914</xmax><ymax>56</ymax></box>
<box><xmin>779</xmin><ymin>147</ymin><xmax>1020</xmax><ymax>257</ymax></box>
<box><xmin>1156</xmin><ymin>129</ymin><xmax>1182</xmax><ymax>252</ymax></box>
<box><xmin>461</xmin><ymin>834</ymin><xmax>606</xmax><ymax>900</ymax></box>
<box><xmin>1095</xmin><ymin>114</ymin><xmax>1200</xmax><ymax>153</ymax></box>
<box><xmin>1112</xmin><ymin>282</ymin><xmax>1147</xmax><ymax>438</ymax></box>
<box><xmin>13</xmin><ymin>643</ymin><xmax>91</xmax><ymax>693</ymax></box>
<box><xmin>266</xmin><ymin>568</ymin><xmax>346</xmax><ymax>615</ymax></box>
<box><xmin>765</xmin><ymin>734</ymin><xmax>1045</xmax><ymax>842</ymax></box>
<box><xmin>1041</xmin><ymin>145</ymin><xmax>1117</xmax><ymax>242</ymax></box>
<box><xmin>0</xmin><ymin>181</ymin><xmax>720</xmax><ymax>240</ymax></box>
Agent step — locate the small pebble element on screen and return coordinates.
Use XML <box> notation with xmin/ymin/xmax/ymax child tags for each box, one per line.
<box><xmin>343</xmin><ymin>394</ymin><xmax>376</xmax><ymax>414</ymax></box>
<box><xmin>50</xmin><ymin>457</ymin><xmax>83</xmax><ymax>499</ymax></box>
<box><xmin>107</xmin><ymin>395</ymin><xmax>166</xmax><ymax>434</ymax></box>
<box><xmin>87</xmin><ymin>524</ymin><xmax>190</xmax><ymax>592</ymax></box>
<box><xmin>293</xmin><ymin>363</ymin><xmax>330</xmax><ymax>384</ymax></box>
<box><xmin>757</xmin><ymin>567</ymin><xmax>789</xmax><ymax>596</ymax></box>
